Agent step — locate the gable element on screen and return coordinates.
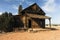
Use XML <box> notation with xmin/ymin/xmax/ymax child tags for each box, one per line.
<box><xmin>31</xmin><ymin>4</ymin><xmax>36</xmax><ymax>10</ymax></box>
<box><xmin>21</xmin><ymin>3</ymin><xmax>45</xmax><ymax>15</ymax></box>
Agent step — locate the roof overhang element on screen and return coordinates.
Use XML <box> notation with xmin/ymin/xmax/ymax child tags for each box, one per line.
<box><xmin>27</xmin><ymin>14</ymin><xmax>51</xmax><ymax>19</ymax></box>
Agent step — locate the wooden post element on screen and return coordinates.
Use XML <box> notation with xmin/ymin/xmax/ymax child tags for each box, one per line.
<box><xmin>23</xmin><ymin>12</ymin><xmax>27</xmax><ymax>29</ymax></box>
<box><xmin>49</xmin><ymin>18</ymin><xmax>51</xmax><ymax>28</ymax></box>
<box><xmin>25</xmin><ymin>13</ymin><xmax>27</xmax><ymax>29</ymax></box>
<box><xmin>25</xmin><ymin>15</ymin><xmax>28</xmax><ymax>28</ymax></box>
<box><xmin>23</xmin><ymin>16</ymin><xmax>26</xmax><ymax>29</ymax></box>
<box><xmin>25</xmin><ymin>12</ymin><xmax>28</xmax><ymax>29</ymax></box>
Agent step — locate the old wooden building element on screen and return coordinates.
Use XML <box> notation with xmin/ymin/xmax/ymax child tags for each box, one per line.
<box><xmin>15</xmin><ymin>3</ymin><xmax>51</xmax><ymax>30</ymax></box>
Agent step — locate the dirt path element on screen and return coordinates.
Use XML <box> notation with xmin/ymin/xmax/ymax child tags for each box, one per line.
<box><xmin>0</xmin><ymin>26</ymin><xmax>60</xmax><ymax>40</ymax></box>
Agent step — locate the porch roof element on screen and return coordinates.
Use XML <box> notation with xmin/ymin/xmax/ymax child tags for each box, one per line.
<box><xmin>27</xmin><ymin>14</ymin><xmax>51</xmax><ymax>19</ymax></box>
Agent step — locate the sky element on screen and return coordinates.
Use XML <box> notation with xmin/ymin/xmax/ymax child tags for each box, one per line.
<box><xmin>0</xmin><ymin>0</ymin><xmax>60</xmax><ymax>24</ymax></box>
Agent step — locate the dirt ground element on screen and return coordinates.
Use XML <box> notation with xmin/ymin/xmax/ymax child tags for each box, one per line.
<box><xmin>0</xmin><ymin>26</ymin><xmax>60</xmax><ymax>40</ymax></box>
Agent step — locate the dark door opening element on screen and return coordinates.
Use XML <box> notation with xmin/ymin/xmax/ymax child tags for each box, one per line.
<box><xmin>28</xmin><ymin>20</ymin><xmax>31</xmax><ymax>28</ymax></box>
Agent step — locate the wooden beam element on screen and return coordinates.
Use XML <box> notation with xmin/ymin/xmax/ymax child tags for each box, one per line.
<box><xmin>49</xmin><ymin>18</ymin><xmax>51</xmax><ymax>28</ymax></box>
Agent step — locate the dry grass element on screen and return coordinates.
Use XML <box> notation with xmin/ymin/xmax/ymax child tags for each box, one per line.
<box><xmin>0</xmin><ymin>26</ymin><xmax>60</xmax><ymax>40</ymax></box>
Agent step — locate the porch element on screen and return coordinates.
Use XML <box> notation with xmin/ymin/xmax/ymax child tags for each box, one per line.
<box><xmin>23</xmin><ymin>14</ymin><xmax>51</xmax><ymax>29</ymax></box>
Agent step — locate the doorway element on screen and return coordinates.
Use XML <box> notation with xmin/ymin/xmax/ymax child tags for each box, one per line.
<box><xmin>28</xmin><ymin>19</ymin><xmax>31</xmax><ymax>28</ymax></box>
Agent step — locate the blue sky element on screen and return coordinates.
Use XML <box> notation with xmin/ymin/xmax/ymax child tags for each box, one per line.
<box><xmin>0</xmin><ymin>0</ymin><xmax>60</xmax><ymax>24</ymax></box>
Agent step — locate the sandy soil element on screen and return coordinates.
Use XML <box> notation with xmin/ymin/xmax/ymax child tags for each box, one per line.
<box><xmin>0</xmin><ymin>26</ymin><xmax>60</xmax><ymax>40</ymax></box>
